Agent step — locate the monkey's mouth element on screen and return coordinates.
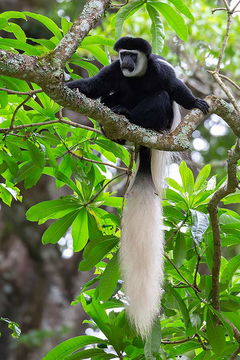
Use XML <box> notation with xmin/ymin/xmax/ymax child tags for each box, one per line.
<box><xmin>121</xmin><ymin>57</ymin><xmax>135</xmax><ymax>72</ymax></box>
<box><xmin>121</xmin><ymin>64</ymin><xmax>134</xmax><ymax>72</ymax></box>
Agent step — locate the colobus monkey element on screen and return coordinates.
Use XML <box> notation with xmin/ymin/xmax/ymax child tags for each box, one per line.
<box><xmin>67</xmin><ymin>36</ymin><xmax>209</xmax><ymax>337</ymax></box>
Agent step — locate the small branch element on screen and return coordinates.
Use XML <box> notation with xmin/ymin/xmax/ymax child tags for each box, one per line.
<box><xmin>216</xmin><ymin>12</ymin><xmax>231</xmax><ymax>72</ymax></box>
<box><xmin>85</xmin><ymin>172</ymin><xmax>127</xmax><ymax>206</ymax></box>
<box><xmin>161</xmin><ymin>335</ymin><xmax>195</xmax><ymax>345</ymax></box>
<box><xmin>212</xmin><ymin>7</ymin><xmax>228</xmax><ymax>13</ymax></box>
<box><xmin>164</xmin><ymin>254</ymin><xmax>200</xmax><ymax>295</ymax></box>
<box><xmin>218</xmin><ymin>73</ymin><xmax>240</xmax><ymax>91</ymax></box>
<box><xmin>208</xmin><ymin>140</ymin><xmax>240</xmax><ymax>311</ymax></box>
<box><xmin>0</xmin><ymin>87</ymin><xmax>42</xmax><ymax>95</ymax></box>
<box><xmin>10</xmin><ymin>95</ymin><xmax>32</xmax><ymax>129</ymax></box>
<box><xmin>211</xmin><ymin>72</ymin><xmax>240</xmax><ymax>113</ymax></box>
<box><xmin>231</xmin><ymin>0</ymin><xmax>240</xmax><ymax>13</ymax></box>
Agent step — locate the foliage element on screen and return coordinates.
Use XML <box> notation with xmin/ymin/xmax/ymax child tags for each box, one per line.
<box><xmin>0</xmin><ymin>1</ymin><xmax>240</xmax><ymax>359</ymax></box>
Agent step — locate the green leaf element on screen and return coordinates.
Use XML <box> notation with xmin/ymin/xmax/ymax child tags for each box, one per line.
<box><xmin>144</xmin><ymin>320</ymin><xmax>161</xmax><ymax>359</ymax></box>
<box><xmin>222</xmin><ymin>193</ymin><xmax>240</xmax><ymax>204</ymax></box>
<box><xmin>23</xmin><ymin>12</ymin><xmax>62</xmax><ymax>40</ymax></box>
<box><xmin>168</xmin><ymin>0</ymin><xmax>194</xmax><ymax>20</ymax></box>
<box><xmin>166</xmin><ymin>177</ymin><xmax>183</xmax><ymax>193</ymax></box>
<box><xmin>194</xmin><ymin>164</ymin><xmax>211</xmax><ymax>191</ymax></box>
<box><xmin>115</xmin><ymin>0</ymin><xmax>145</xmax><ymax>38</ymax></box>
<box><xmin>0</xmin><ymin>11</ymin><xmax>27</xmax><ymax>21</ymax></box>
<box><xmin>16</xmin><ymin>162</ymin><xmax>43</xmax><ymax>189</ymax></box>
<box><xmin>65</xmin><ymin>349</ymin><xmax>118</xmax><ymax>360</ymax></box>
<box><xmin>173</xmin><ymin>233</ymin><xmax>186</xmax><ymax>266</ymax></box>
<box><xmin>0</xmin><ymin>38</ymin><xmax>41</xmax><ymax>55</ymax></box>
<box><xmin>0</xmin><ymin>184</ymin><xmax>13</xmax><ymax>206</ymax></box>
<box><xmin>79</xmin><ymin>236</ymin><xmax>118</xmax><ymax>271</ymax></box>
<box><xmin>72</xmin><ymin>209</ymin><xmax>89</xmax><ymax>252</ymax></box>
<box><xmin>27</xmin><ymin>141</ymin><xmax>45</xmax><ymax>168</ymax></box>
<box><xmin>0</xmin><ymin>317</ymin><xmax>21</xmax><ymax>338</ymax></box>
<box><xmin>168</xmin><ymin>341</ymin><xmax>200</xmax><ymax>356</ymax></box>
<box><xmin>26</xmin><ymin>197</ymin><xmax>80</xmax><ymax>222</ymax></box>
<box><xmin>4</xmin><ymin>22</ymin><xmax>27</xmax><ymax>42</ymax></box>
<box><xmin>81</xmin><ymin>36</ymin><xmax>114</xmax><ymax>47</ymax></box>
<box><xmin>42</xmin><ymin>211</ymin><xmax>78</xmax><ymax>245</ymax></box>
<box><xmin>190</xmin><ymin>209</ymin><xmax>209</xmax><ymax>244</ymax></box>
<box><xmin>146</xmin><ymin>4</ymin><xmax>165</xmax><ymax>54</ymax></box>
<box><xmin>99</xmin><ymin>255</ymin><xmax>120</xmax><ymax>301</ymax></box>
<box><xmin>42</xmin><ymin>336</ymin><xmax>107</xmax><ymax>360</ymax></box>
<box><xmin>148</xmin><ymin>2</ymin><xmax>188</xmax><ymax>41</ymax></box>
<box><xmin>220</xmin><ymin>254</ymin><xmax>240</xmax><ymax>290</ymax></box>
<box><xmin>170</xmin><ymin>288</ymin><xmax>192</xmax><ymax>331</ymax></box>
<box><xmin>206</xmin><ymin>309</ymin><xmax>226</xmax><ymax>355</ymax></box>
<box><xmin>80</xmin><ymin>45</ymin><xmax>109</xmax><ymax>66</ymax></box>
<box><xmin>179</xmin><ymin>161</ymin><xmax>194</xmax><ymax>194</ymax></box>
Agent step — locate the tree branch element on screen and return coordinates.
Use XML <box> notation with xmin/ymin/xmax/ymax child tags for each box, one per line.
<box><xmin>208</xmin><ymin>140</ymin><xmax>240</xmax><ymax>311</ymax></box>
<box><xmin>52</xmin><ymin>0</ymin><xmax>111</xmax><ymax>67</ymax></box>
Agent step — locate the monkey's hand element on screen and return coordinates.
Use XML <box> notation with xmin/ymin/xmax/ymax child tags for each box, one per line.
<box><xmin>194</xmin><ymin>99</ymin><xmax>209</xmax><ymax>115</ymax></box>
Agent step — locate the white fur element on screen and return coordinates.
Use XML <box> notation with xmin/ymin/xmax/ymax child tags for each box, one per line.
<box><xmin>120</xmin><ymin>101</ymin><xmax>181</xmax><ymax>337</ymax></box>
<box><xmin>119</xmin><ymin>49</ymin><xmax>147</xmax><ymax>77</ymax></box>
<box><xmin>120</xmin><ymin>175</ymin><xmax>164</xmax><ymax>337</ymax></box>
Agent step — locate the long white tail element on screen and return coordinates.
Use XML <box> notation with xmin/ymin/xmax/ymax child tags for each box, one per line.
<box><xmin>120</xmin><ymin>102</ymin><xmax>181</xmax><ymax>337</ymax></box>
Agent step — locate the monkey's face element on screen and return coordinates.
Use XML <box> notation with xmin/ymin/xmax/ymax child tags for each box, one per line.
<box><xmin>119</xmin><ymin>49</ymin><xmax>147</xmax><ymax>77</ymax></box>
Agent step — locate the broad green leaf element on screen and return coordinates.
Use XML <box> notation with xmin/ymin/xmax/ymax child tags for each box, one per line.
<box><xmin>168</xmin><ymin>341</ymin><xmax>200</xmax><ymax>356</ymax></box>
<box><xmin>222</xmin><ymin>193</ymin><xmax>240</xmax><ymax>204</ymax></box>
<box><xmin>27</xmin><ymin>141</ymin><xmax>45</xmax><ymax>168</ymax></box>
<box><xmin>42</xmin><ymin>336</ymin><xmax>107</xmax><ymax>360</ymax></box>
<box><xmin>0</xmin><ymin>11</ymin><xmax>27</xmax><ymax>20</ymax></box>
<box><xmin>99</xmin><ymin>255</ymin><xmax>120</xmax><ymax>301</ymax></box>
<box><xmin>65</xmin><ymin>349</ymin><xmax>118</xmax><ymax>359</ymax></box>
<box><xmin>4</xmin><ymin>23</ymin><xmax>27</xmax><ymax>42</ymax></box>
<box><xmin>0</xmin><ymin>317</ymin><xmax>21</xmax><ymax>338</ymax></box>
<box><xmin>168</xmin><ymin>0</ymin><xmax>194</xmax><ymax>20</ymax></box>
<box><xmin>146</xmin><ymin>4</ymin><xmax>165</xmax><ymax>55</ymax></box>
<box><xmin>194</xmin><ymin>164</ymin><xmax>211</xmax><ymax>191</ymax></box>
<box><xmin>148</xmin><ymin>2</ymin><xmax>188</xmax><ymax>41</ymax></box>
<box><xmin>72</xmin><ymin>208</ymin><xmax>89</xmax><ymax>251</ymax></box>
<box><xmin>61</xmin><ymin>17</ymin><xmax>72</xmax><ymax>35</ymax></box>
<box><xmin>0</xmin><ymin>38</ymin><xmax>41</xmax><ymax>55</ymax></box>
<box><xmin>206</xmin><ymin>309</ymin><xmax>226</xmax><ymax>355</ymax></box>
<box><xmin>190</xmin><ymin>209</ymin><xmax>209</xmax><ymax>244</ymax></box>
<box><xmin>115</xmin><ymin>0</ymin><xmax>145</xmax><ymax>38</ymax></box>
<box><xmin>144</xmin><ymin>320</ymin><xmax>161</xmax><ymax>359</ymax></box>
<box><xmin>81</xmin><ymin>36</ymin><xmax>114</xmax><ymax>47</ymax></box>
<box><xmin>166</xmin><ymin>177</ymin><xmax>183</xmax><ymax>193</ymax></box>
<box><xmin>0</xmin><ymin>184</ymin><xmax>13</xmax><ymax>206</ymax></box>
<box><xmin>16</xmin><ymin>162</ymin><xmax>43</xmax><ymax>189</ymax></box>
<box><xmin>24</xmin><ymin>12</ymin><xmax>62</xmax><ymax>40</ymax></box>
<box><xmin>79</xmin><ymin>237</ymin><xmax>118</xmax><ymax>271</ymax></box>
<box><xmin>80</xmin><ymin>45</ymin><xmax>109</xmax><ymax>66</ymax></box>
<box><xmin>42</xmin><ymin>211</ymin><xmax>78</xmax><ymax>245</ymax></box>
<box><xmin>173</xmin><ymin>233</ymin><xmax>186</xmax><ymax>266</ymax></box>
<box><xmin>26</xmin><ymin>197</ymin><xmax>80</xmax><ymax>222</ymax></box>
<box><xmin>170</xmin><ymin>288</ymin><xmax>192</xmax><ymax>331</ymax></box>
<box><xmin>220</xmin><ymin>254</ymin><xmax>240</xmax><ymax>290</ymax></box>
<box><xmin>179</xmin><ymin>161</ymin><xmax>194</xmax><ymax>194</ymax></box>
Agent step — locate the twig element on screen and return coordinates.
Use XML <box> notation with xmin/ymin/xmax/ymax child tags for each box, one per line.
<box><xmin>0</xmin><ymin>87</ymin><xmax>42</xmax><ymax>95</ymax></box>
<box><xmin>164</xmin><ymin>254</ymin><xmax>200</xmax><ymax>295</ymax></box>
<box><xmin>208</xmin><ymin>140</ymin><xmax>240</xmax><ymax>311</ymax></box>
<box><xmin>10</xmin><ymin>95</ymin><xmax>32</xmax><ymax>129</ymax></box>
<box><xmin>85</xmin><ymin>172</ymin><xmax>127</xmax><ymax>206</ymax></box>
<box><xmin>68</xmin><ymin>148</ymin><xmax>128</xmax><ymax>172</ymax></box>
<box><xmin>216</xmin><ymin>12</ymin><xmax>232</xmax><ymax>72</ymax></box>
<box><xmin>231</xmin><ymin>0</ymin><xmax>240</xmax><ymax>13</ymax></box>
<box><xmin>211</xmin><ymin>71</ymin><xmax>240</xmax><ymax>113</ymax></box>
<box><xmin>193</xmin><ymin>249</ymin><xmax>201</xmax><ymax>289</ymax></box>
<box><xmin>161</xmin><ymin>335</ymin><xmax>195</xmax><ymax>345</ymax></box>
<box><xmin>212</xmin><ymin>7</ymin><xmax>228</xmax><ymax>13</ymax></box>
<box><xmin>218</xmin><ymin>73</ymin><xmax>240</xmax><ymax>91</ymax></box>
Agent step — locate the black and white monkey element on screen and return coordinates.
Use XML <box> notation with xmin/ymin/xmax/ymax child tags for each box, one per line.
<box><xmin>67</xmin><ymin>36</ymin><xmax>209</xmax><ymax>337</ymax></box>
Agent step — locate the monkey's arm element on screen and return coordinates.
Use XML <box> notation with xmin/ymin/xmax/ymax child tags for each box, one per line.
<box><xmin>170</xmin><ymin>78</ymin><xmax>209</xmax><ymax>114</ymax></box>
<box><xmin>67</xmin><ymin>61</ymin><xmax>120</xmax><ymax>99</ymax></box>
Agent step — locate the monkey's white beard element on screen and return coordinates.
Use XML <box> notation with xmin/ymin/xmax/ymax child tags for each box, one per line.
<box><xmin>119</xmin><ymin>49</ymin><xmax>148</xmax><ymax>77</ymax></box>
<box><xmin>120</xmin><ymin>102</ymin><xmax>181</xmax><ymax>337</ymax></box>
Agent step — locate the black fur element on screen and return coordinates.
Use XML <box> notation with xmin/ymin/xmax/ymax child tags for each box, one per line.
<box><xmin>114</xmin><ymin>36</ymin><xmax>152</xmax><ymax>56</ymax></box>
<box><xmin>67</xmin><ymin>37</ymin><xmax>209</xmax><ymax>161</ymax></box>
